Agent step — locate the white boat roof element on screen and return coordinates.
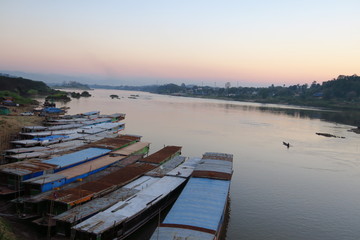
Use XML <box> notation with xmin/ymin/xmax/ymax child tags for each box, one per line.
<box><xmin>166</xmin><ymin>157</ymin><xmax>202</xmax><ymax>178</ymax></box>
<box><xmin>7</xmin><ymin>152</ymin><xmax>49</xmax><ymax>160</ymax></box>
<box><xmin>5</xmin><ymin>146</ymin><xmax>48</xmax><ymax>154</ymax></box>
<box><xmin>11</xmin><ymin>140</ymin><xmax>39</xmax><ymax>146</ymax></box>
<box><xmin>73</xmin><ymin>176</ymin><xmax>186</xmax><ymax>234</ymax></box>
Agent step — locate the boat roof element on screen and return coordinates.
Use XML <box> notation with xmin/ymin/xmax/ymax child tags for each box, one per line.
<box><xmin>47</xmin><ymin>123</ymin><xmax>84</xmax><ymax>131</ymax></box>
<box><xmin>22</xmin><ymin>126</ymin><xmax>47</xmax><ymax>131</ymax></box>
<box><xmin>192</xmin><ymin>158</ymin><xmax>233</xmax><ymax>180</ymax></box>
<box><xmin>22</xmin><ymin>130</ymin><xmax>77</xmax><ymax>138</ymax></box>
<box><xmin>150</xmin><ymin>227</ymin><xmax>214</xmax><ymax>240</ymax></box>
<box><xmin>145</xmin><ymin>156</ymin><xmax>186</xmax><ymax>177</ymax></box>
<box><xmin>55</xmin><ymin>154</ymin><xmax>126</xmax><ymax>179</ymax></box>
<box><xmin>191</xmin><ymin>153</ymin><xmax>234</xmax><ymax>180</ymax></box>
<box><xmin>139</xmin><ymin>146</ymin><xmax>181</xmax><ymax>164</ymax></box>
<box><xmin>202</xmin><ymin>152</ymin><xmax>233</xmax><ymax>162</ymax></box>
<box><xmin>5</xmin><ymin>146</ymin><xmax>48</xmax><ymax>154</ymax></box>
<box><xmin>166</xmin><ymin>157</ymin><xmax>202</xmax><ymax>178</ymax></box>
<box><xmin>53</xmin><ymin>176</ymin><xmax>160</xmax><ymax>224</ymax></box>
<box><xmin>0</xmin><ymin>161</ymin><xmax>58</xmax><ymax>176</ymax></box>
<box><xmin>46</xmin><ymin>162</ymin><xmax>156</xmax><ymax>204</ymax></box>
<box><xmin>73</xmin><ymin>176</ymin><xmax>186</xmax><ymax>235</ymax></box>
<box><xmin>6</xmin><ymin>152</ymin><xmax>49</xmax><ymax>160</ymax></box>
<box><xmin>162</xmin><ymin>177</ymin><xmax>231</xmax><ymax>233</ymax></box>
<box><xmin>82</xmin><ymin>111</ymin><xmax>100</xmax><ymax>116</ymax></box>
<box><xmin>42</xmin><ymin>148</ymin><xmax>111</xmax><ymax>169</ymax></box>
<box><xmin>23</xmin><ymin>173</ymin><xmax>66</xmax><ymax>184</ymax></box>
<box><xmin>111</xmin><ymin>142</ymin><xmax>150</xmax><ymax>156</ymax></box>
<box><xmin>10</xmin><ymin>140</ymin><xmax>40</xmax><ymax>147</ymax></box>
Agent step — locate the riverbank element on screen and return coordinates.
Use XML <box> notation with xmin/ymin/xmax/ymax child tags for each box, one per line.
<box><xmin>169</xmin><ymin>93</ymin><xmax>360</xmax><ymax>111</ymax></box>
<box><xmin>0</xmin><ymin>105</ymin><xmax>43</xmax><ymax>152</ymax></box>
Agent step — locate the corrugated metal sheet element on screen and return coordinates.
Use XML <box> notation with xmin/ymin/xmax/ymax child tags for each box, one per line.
<box><xmin>22</xmin><ymin>126</ymin><xmax>47</xmax><ymax>131</ymax></box>
<box><xmin>15</xmin><ymin>155</ymin><xmax>144</xmax><ymax>205</ymax></box>
<box><xmin>150</xmin><ymin>227</ymin><xmax>214</xmax><ymax>240</ymax></box>
<box><xmin>56</xmin><ymin>154</ymin><xmax>126</xmax><ymax>179</ymax></box>
<box><xmin>42</xmin><ymin>148</ymin><xmax>111</xmax><ymax>169</ymax></box>
<box><xmin>166</xmin><ymin>157</ymin><xmax>202</xmax><ymax>178</ymax></box>
<box><xmin>11</xmin><ymin>140</ymin><xmax>39</xmax><ymax>147</ymax></box>
<box><xmin>53</xmin><ymin>156</ymin><xmax>190</xmax><ymax>226</ymax></box>
<box><xmin>191</xmin><ymin>154</ymin><xmax>234</xmax><ymax>180</ymax></box>
<box><xmin>162</xmin><ymin>177</ymin><xmax>230</xmax><ymax>232</ymax></box>
<box><xmin>47</xmin><ymin>123</ymin><xmax>84</xmax><ymax>131</ymax></box>
<box><xmin>53</xmin><ymin>176</ymin><xmax>159</xmax><ymax>225</ymax></box>
<box><xmin>192</xmin><ymin>159</ymin><xmax>233</xmax><ymax>180</ymax></box>
<box><xmin>202</xmin><ymin>152</ymin><xmax>233</xmax><ymax>162</ymax></box>
<box><xmin>73</xmin><ymin>176</ymin><xmax>186</xmax><ymax>235</ymax></box>
<box><xmin>140</xmin><ymin>146</ymin><xmax>182</xmax><ymax>164</ymax></box>
<box><xmin>45</xmin><ymin>162</ymin><xmax>156</xmax><ymax>204</ymax></box>
<box><xmin>77</xmin><ymin>127</ymin><xmax>104</xmax><ymax>135</ymax></box>
<box><xmin>7</xmin><ymin>152</ymin><xmax>49</xmax><ymax>160</ymax></box>
<box><xmin>118</xmin><ymin>134</ymin><xmax>142</xmax><ymax>141</ymax></box>
<box><xmin>122</xmin><ymin>176</ymin><xmax>160</xmax><ymax>191</ymax></box>
<box><xmin>75</xmin><ymin>136</ymin><xmax>135</xmax><ymax>151</ymax></box>
<box><xmin>111</xmin><ymin>142</ymin><xmax>150</xmax><ymax>156</ymax></box>
<box><xmin>145</xmin><ymin>156</ymin><xmax>186</xmax><ymax>177</ymax></box>
<box><xmin>0</xmin><ymin>161</ymin><xmax>57</xmax><ymax>176</ymax></box>
<box><xmin>5</xmin><ymin>147</ymin><xmax>48</xmax><ymax>154</ymax></box>
<box><xmin>46</xmin><ymin>140</ymin><xmax>85</xmax><ymax>150</ymax></box>
<box><xmin>54</xmin><ymin>188</ymin><xmax>139</xmax><ymax>224</ymax></box>
<box><xmin>21</xmin><ymin>130</ymin><xmax>77</xmax><ymax>138</ymax></box>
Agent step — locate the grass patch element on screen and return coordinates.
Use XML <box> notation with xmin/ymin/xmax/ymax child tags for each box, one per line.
<box><xmin>0</xmin><ymin>217</ymin><xmax>17</xmax><ymax>240</ymax></box>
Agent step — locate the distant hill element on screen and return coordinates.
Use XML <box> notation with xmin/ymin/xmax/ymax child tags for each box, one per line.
<box><xmin>0</xmin><ymin>75</ymin><xmax>53</xmax><ymax>96</ymax></box>
<box><xmin>50</xmin><ymin>81</ymin><xmax>91</xmax><ymax>90</ymax></box>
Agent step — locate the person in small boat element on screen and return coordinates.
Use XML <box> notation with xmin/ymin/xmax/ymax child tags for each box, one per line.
<box><xmin>283</xmin><ymin>142</ymin><xmax>290</xmax><ymax>148</ymax></box>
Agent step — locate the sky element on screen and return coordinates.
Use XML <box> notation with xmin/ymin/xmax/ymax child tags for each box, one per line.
<box><xmin>1</xmin><ymin>1</ymin><xmax>359</xmax><ymax>87</ymax></box>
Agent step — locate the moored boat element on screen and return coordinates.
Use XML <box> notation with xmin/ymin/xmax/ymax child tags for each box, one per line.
<box><xmin>150</xmin><ymin>152</ymin><xmax>233</xmax><ymax>240</ymax></box>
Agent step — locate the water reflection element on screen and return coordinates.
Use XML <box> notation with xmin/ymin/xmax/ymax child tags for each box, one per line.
<box><xmin>50</xmin><ymin>89</ymin><xmax>360</xmax><ymax>240</ymax></box>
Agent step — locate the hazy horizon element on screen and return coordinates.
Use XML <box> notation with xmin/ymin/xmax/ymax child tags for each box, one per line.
<box><xmin>1</xmin><ymin>1</ymin><xmax>359</xmax><ymax>87</ymax></box>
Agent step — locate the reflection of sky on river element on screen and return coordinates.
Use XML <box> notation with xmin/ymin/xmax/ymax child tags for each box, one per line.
<box><xmin>56</xmin><ymin>89</ymin><xmax>360</xmax><ymax>240</ymax></box>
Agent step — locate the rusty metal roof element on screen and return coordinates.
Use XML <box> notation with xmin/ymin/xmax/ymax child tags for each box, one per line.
<box><xmin>0</xmin><ymin>161</ymin><xmax>57</xmax><ymax>176</ymax></box>
<box><xmin>192</xmin><ymin>153</ymin><xmax>234</xmax><ymax>180</ymax></box>
<box><xmin>140</xmin><ymin>146</ymin><xmax>182</xmax><ymax>164</ymax></box>
<box><xmin>202</xmin><ymin>152</ymin><xmax>233</xmax><ymax>162</ymax></box>
<box><xmin>46</xmin><ymin>163</ymin><xmax>156</xmax><ymax>204</ymax></box>
<box><xmin>145</xmin><ymin>156</ymin><xmax>186</xmax><ymax>177</ymax></box>
<box><xmin>75</xmin><ymin>136</ymin><xmax>136</xmax><ymax>151</ymax></box>
<box><xmin>111</xmin><ymin>142</ymin><xmax>150</xmax><ymax>156</ymax></box>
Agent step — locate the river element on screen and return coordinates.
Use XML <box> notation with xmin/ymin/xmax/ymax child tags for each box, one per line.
<box><xmin>56</xmin><ymin>89</ymin><xmax>360</xmax><ymax>240</ymax></box>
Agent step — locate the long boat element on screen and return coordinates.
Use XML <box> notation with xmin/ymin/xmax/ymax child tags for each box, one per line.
<box><xmin>23</xmin><ymin>142</ymin><xmax>150</xmax><ymax>195</ymax></box>
<box><xmin>71</xmin><ymin>156</ymin><xmax>201</xmax><ymax>240</ymax></box>
<box><xmin>28</xmin><ymin>146</ymin><xmax>181</xmax><ymax>230</ymax></box>
<box><xmin>0</xmin><ymin>148</ymin><xmax>112</xmax><ymax>196</ymax></box>
<box><xmin>150</xmin><ymin>152</ymin><xmax>233</xmax><ymax>240</ymax></box>
<box><xmin>0</xmin><ymin>135</ymin><xmax>142</xmax><ymax>195</ymax></box>
<box><xmin>10</xmin><ymin>122</ymin><xmax>125</xmax><ymax>148</ymax></box>
<box><xmin>53</xmin><ymin>155</ymin><xmax>185</xmax><ymax>236</ymax></box>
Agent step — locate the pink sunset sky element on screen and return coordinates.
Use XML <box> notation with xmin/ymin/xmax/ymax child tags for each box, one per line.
<box><xmin>1</xmin><ymin>1</ymin><xmax>359</xmax><ymax>87</ymax></box>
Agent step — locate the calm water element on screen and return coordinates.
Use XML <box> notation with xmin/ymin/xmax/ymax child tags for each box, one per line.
<box><xmin>57</xmin><ymin>89</ymin><xmax>360</xmax><ymax>240</ymax></box>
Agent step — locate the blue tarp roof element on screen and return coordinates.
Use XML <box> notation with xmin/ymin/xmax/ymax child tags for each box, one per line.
<box><xmin>163</xmin><ymin>177</ymin><xmax>230</xmax><ymax>232</ymax></box>
<box><xmin>43</xmin><ymin>107</ymin><xmax>63</xmax><ymax>113</ymax></box>
<box><xmin>33</xmin><ymin>135</ymin><xmax>69</xmax><ymax>141</ymax></box>
<box><xmin>42</xmin><ymin>147</ymin><xmax>111</xmax><ymax>168</ymax></box>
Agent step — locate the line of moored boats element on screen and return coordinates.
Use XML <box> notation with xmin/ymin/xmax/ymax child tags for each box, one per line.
<box><xmin>0</xmin><ymin>110</ymin><xmax>233</xmax><ymax>240</ymax></box>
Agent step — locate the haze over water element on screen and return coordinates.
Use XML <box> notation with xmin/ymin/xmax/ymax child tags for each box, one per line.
<box><xmin>58</xmin><ymin>89</ymin><xmax>360</xmax><ymax>240</ymax></box>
